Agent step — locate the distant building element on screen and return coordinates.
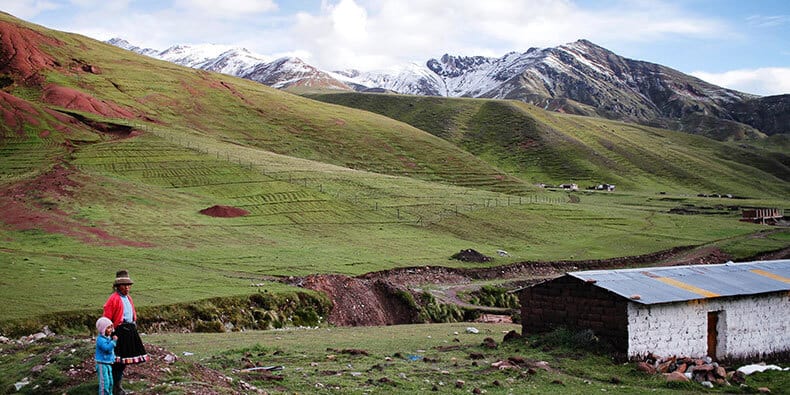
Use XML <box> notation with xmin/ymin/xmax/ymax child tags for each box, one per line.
<box><xmin>518</xmin><ymin>260</ymin><xmax>790</xmax><ymax>361</ymax></box>
<box><xmin>591</xmin><ymin>183</ymin><xmax>615</xmax><ymax>191</ymax></box>
<box><xmin>741</xmin><ymin>208</ymin><xmax>784</xmax><ymax>224</ymax></box>
<box><xmin>559</xmin><ymin>183</ymin><xmax>579</xmax><ymax>191</ymax></box>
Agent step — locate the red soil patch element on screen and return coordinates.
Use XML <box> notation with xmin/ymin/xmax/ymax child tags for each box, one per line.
<box><xmin>300</xmin><ymin>274</ymin><xmax>418</xmax><ymax>326</ymax></box>
<box><xmin>199</xmin><ymin>205</ymin><xmax>249</xmax><ymax>218</ymax></box>
<box><xmin>0</xmin><ymin>90</ymin><xmax>42</xmax><ymax>132</ymax></box>
<box><xmin>0</xmin><ymin>20</ymin><xmax>63</xmax><ymax>85</ymax></box>
<box><xmin>41</xmin><ymin>84</ymin><xmax>136</xmax><ymax>119</ymax></box>
<box><xmin>0</xmin><ymin>164</ymin><xmax>154</xmax><ymax>247</ymax></box>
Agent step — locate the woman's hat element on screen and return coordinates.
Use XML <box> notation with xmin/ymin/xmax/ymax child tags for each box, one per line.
<box><xmin>113</xmin><ymin>270</ymin><xmax>134</xmax><ymax>285</ymax></box>
<box><xmin>96</xmin><ymin>316</ymin><xmax>113</xmax><ymax>334</ymax></box>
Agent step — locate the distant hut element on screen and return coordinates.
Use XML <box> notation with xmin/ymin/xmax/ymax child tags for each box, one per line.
<box><xmin>517</xmin><ymin>260</ymin><xmax>790</xmax><ymax>361</ymax></box>
<box><xmin>741</xmin><ymin>208</ymin><xmax>784</xmax><ymax>224</ymax></box>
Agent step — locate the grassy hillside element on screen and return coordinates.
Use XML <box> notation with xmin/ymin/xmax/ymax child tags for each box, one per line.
<box><xmin>0</xmin><ymin>12</ymin><xmax>788</xmax><ymax>331</ymax></box>
<box><xmin>308</xmin><ymin>92</ymin><xmax>790</xmax><ymax>197</ymax></box>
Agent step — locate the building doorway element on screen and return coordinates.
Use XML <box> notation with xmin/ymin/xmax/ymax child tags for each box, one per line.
<box><xmin>707</xmin><ymin>311</ymin><xmax>721</xmax><ymax>359</ymax></box>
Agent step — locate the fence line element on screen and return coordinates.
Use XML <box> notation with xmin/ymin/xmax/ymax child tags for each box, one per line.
<box><xmin>133</xmin><ymin>124</ymin><xmax>567</xmax><ymax>226</ymax></box>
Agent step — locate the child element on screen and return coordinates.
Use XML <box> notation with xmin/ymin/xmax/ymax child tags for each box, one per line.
<box><xmin>95</xmin><ymin>317</ymin><xmax>117</xmax><ymax>395</ymax></box>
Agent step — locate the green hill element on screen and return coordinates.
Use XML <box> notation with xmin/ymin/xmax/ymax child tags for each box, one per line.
<box><xmin>307</xmin><ymin>92</ymin><xmax>790</xmax><ymax>197</ymax></box>
<box><xmin>0</xmin><ymin>12</ymin><xmax>787</xmax><ymax>330</ymax></box>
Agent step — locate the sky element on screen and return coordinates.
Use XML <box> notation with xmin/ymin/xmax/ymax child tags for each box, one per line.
<box><xmin>4</xmin><ymin>0</ymin><xmax>790</xmax><ymax>96</ymax></box>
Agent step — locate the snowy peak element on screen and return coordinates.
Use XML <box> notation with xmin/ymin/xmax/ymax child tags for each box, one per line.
<box><xmin>107</xmin><ymin>37</ymin><xmax>778</xmax><ymax>138</ymax></box>
<box><xmin>427</xmin><ymin>54</ymin><xmax>494</xmax><ymax>78</ymax></box>
<box><xmin>244</xmin><ymin>57</ymin><xmax>351</xmax><ymax>90</ymax></box>
<box><xmin>107</xmin><ymin>38</ymin><xmax>348</xmax><ymax>90</ymax></box>
<box><xmin>106</xmin><ymin>37</ymin><xmax>159</xmax><ymax>57</ymax></box>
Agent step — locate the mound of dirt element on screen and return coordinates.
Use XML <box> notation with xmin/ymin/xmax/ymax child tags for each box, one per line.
<box><xmin>451</xmin><ymin>249</ymin><xmax>493</xmax><ymax>263</ymax></box>
<box><xmin>199</xmin><ymin>205</ymin><xmax>250</xmax><ymax>218</ymax></box>
<box><xmin>300</xmin><ymin>274</ymin><xmax>419</xmax><ymax>327</ymax></box>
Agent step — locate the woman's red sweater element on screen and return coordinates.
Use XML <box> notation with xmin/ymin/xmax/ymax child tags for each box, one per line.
<box><xmin>103</xmin><ymin>292</ymin><xmax>137</xmax><ymax>327</ymax></box>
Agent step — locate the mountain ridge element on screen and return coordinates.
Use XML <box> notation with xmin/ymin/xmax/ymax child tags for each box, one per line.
<box><xmin>108</xmin><ymin>37</ymin><xmax>788</xmax><ymax>140</ymax></box>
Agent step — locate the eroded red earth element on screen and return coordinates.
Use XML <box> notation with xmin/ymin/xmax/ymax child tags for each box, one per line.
<box><xmin>0</xmin><ymin>164</ymin><xmax>153</xmax><ymax>247</ymax></box>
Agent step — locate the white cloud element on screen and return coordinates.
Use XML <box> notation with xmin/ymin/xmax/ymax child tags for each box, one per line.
<box><xmin>3</xmin><ymin>0</ymin><xmax>61</xmax><ymax>19</ymax></box>
<box><xmin>290</xmin><ymin>0</ymin><xmax>730</xmax><ymax>70</ymax></box>
<box><xmin>691</xmin><ymin>68</ymin><xmax>790</xmax><ymax>96</ymax></box>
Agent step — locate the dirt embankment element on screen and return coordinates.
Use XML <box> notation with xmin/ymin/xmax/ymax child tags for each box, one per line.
<box><xmin>293</xmin><ymin>245</ymin><xmax>775</xmax><ymax>328</ymax></box>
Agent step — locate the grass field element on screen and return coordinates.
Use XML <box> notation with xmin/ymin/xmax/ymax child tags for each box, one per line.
<box><xmin>2</xmin><ymin>324</ymin><xmax>786</xmax><ymax>394</ymax></box>
<box><xmin>0</xmin><ymin>13</ymin><xmax>788</xmax><ymax>394</ymax></box>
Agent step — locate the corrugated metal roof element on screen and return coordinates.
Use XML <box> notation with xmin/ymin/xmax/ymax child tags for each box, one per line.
<box><xmin>567</xmin><ymin>259</ymin><xmax>790</xmax><ymax>305</ymax></box>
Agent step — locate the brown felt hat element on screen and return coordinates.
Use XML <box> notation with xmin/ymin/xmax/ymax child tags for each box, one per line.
<box><xmin>113</xmin><ymin>269</ymin><xmax>134</xmax><ymax>286</ymax></box>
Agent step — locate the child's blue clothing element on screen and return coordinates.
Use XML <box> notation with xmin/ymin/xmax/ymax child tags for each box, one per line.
<box><xmin>95</xmin><ymin>335</ymin><xmax>116</xmax><ymax>363</ymax></box>
<box><xmin>95</xmin><ymin>335</ymin><xmax>116</xmax><ymax>395</ymax></box>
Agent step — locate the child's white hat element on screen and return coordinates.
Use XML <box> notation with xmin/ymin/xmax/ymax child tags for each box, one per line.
<box><xmin>96</xmin><ymin>317</ymin><xmax>113</xmax><ymax>334</ymax></box>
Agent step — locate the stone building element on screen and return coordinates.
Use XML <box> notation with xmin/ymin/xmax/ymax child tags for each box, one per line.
<box><xmin>518</xmin><ymin>259</ymin><xmax>790</xmax><ymax>361</ymax></box>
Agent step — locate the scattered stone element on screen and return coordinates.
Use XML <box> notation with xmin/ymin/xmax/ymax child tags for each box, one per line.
<box><xmin>665</xmin><ymin>371</ymin><xmax>689</xmax><ymax>382</ymax></box>
<box><xmin>482</xmin><ymin>337</ymin><xmax>498</xmax><ymax>349</ymax></box>
<box><xmin>758</xmin><ymin>387</ymin><xmax>771</xmax><ymax>393</ymax></box>
<box><xmin>701</xmin><ymin>381</ymin><xmax>713</xmax><ymax>388</ymax></box>
<box><xmin>636</xmin><ymin>361</ymin><xmax>656</xmax><ymax>374</ymax></box>
<box><xmin>465</xmin><ymin>327</ymin><xmax>479</xmax><ymax>334</ymax></box>
<box><xmin>455</xmin><ymin>379</ymin><xmax>465</xmax><ymax>388</ymax></box>
<box><xmin>469</xmin><ymin>352</ymin><xmax>485</xmax><ymax>360</ymax></box>
<box><xmin>503</xmin><ymin>330</ymin><xmax>522</xmax><ymax>342</ymax></box>
<box><xmin>491</xmin><ymin>360</ymin><xmax>516</xmax><ymax>370</ymax></box>
<box><xmin>14</xmin><ymin>378</ymin><xmax>31</xmax><ymax>391</ymax></box>
<box><xmin>731</xmin><ymin>370</ymin><xmax>746</xmax><ymax>384</ymax></box>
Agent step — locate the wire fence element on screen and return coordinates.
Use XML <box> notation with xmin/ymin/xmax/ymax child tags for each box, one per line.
<box><xmin>125</xmin><ymin>124</ymin><xmax>568</xmax><ymax>226</ymax></box>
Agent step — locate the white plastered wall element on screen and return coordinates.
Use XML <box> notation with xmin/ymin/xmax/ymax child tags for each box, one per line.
<box><xmin>626</xmin><ymin>292</ymin><xmax>789</xmax><ymax>360</ymax></box>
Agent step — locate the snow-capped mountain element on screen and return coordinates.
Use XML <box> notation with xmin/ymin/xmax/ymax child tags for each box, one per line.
<box><xmin>331</xmin><ymin>63</ymin><xmax>445</xmax><ymax>96</ymax></box>
<box><xmin>106</xmin><ymin>38</ymin><xmax>347</xmax><ymax>90</ymax></box>
<box><xmin>108</xmin><ymin>38</ymin><xmax>787</xmax><ymax>138</ymax></box>
<box><xmin>243</xmin><ymin>57</ymin><xmax>351</xmax><ymax>90</ymax></box>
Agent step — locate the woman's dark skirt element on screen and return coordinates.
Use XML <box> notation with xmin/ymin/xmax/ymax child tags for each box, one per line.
<box><xmin>114</xmin><ymin>323</ymin><xmax>149</xmax><ymax>364</ymax></box>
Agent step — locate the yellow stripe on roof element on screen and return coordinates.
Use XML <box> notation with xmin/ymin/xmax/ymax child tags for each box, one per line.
<box><xmin>751</xmin><ymin>269</ymin><xmax>790</xmax><ymax>284</ymax></box>
<box><xmin>654</xmin><ymin>277</ymin><xmax>720</xmax><ymax>298</ymax></box>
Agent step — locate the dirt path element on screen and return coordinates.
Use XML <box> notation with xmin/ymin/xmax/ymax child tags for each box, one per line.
<box><xmin>292</xmin><ymin>244</ymin><xmax>790</xmax><ymax>327</ymax></box>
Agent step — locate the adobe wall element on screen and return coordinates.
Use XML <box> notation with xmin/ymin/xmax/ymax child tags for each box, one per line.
<box><xmin>627</xmin><ymin>291</ymin><xmax>790</xmax><ymax>361</ymax></box>
<box><xmin>519</xmin><ymin>276</ymin><xmax>629</xmax><ymax>351</ymax></box>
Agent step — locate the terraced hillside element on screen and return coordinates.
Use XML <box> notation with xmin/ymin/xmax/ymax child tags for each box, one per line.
<box><xmin>0</xmin><ymin>12</ymin><xmax>788</xmax><ymax>332</ymax></box>
<box><xmin>309</xmin><ymin>93</ymin><xmax>790</xmax><ymax>197</ymax></box>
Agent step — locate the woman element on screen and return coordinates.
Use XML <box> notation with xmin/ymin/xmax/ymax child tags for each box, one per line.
<box><xmin>103</xmin><ymin>270</ymin><xmax>148</xmax><ymax>395</ymax></box>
